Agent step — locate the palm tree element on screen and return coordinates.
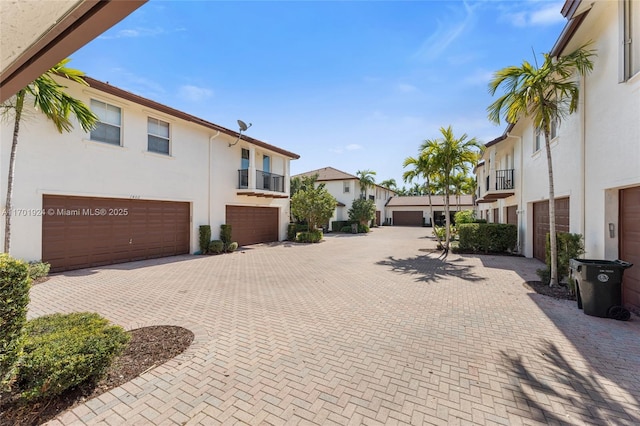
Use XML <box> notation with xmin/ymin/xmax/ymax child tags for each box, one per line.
<box><xmin>422</xmin><ymin>126</ymin><xmax>481</xmax><ymax>251</ymax></box>
<box><xmin>379</xmin><ymin>179</ymin><xmax>397</xmax><ymax>191</ymax></box>
<box><xmin>487</xmin><ymin>44</ymin><xmax>594</xmax><ymax>286</ymax></box>
<box><xmin>403</xmin><ymin>152</ymin><xmax>444</xmax><ymax>247</ymax></box>
<box><xmin>449</xmin><ymin>172</ymin><xmax>468</xmax><ymax>213</ymax></box>
<box><xmin>356</xmin><ymin>169</ymin><xmax>376</xmax><ymax>199</ymax></box>
<box><xmin>1</xmin><ymin>59</ymin><xmax>97</xmax><ymax>253</ymax></box>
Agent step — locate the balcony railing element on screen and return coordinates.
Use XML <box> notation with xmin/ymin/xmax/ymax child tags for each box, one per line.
<box><xmin>495</xmin><ymin>169</ymin><xmax>514</xmax><ymax>190</ymax></box>
<box><xmin>237</xmin><ymin>169</ymin><xmax>285</xmax><ymax>193</ymax></box>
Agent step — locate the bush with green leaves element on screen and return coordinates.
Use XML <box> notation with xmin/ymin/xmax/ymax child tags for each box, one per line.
<box><xmin>340</xmin><ymin>225</ymin><xmax>353</xmax><ymax>233</ymax></box>
<box><xmin>226</xmin><ymin>242</ymin><xmax>239</xmax><ymax>252</ymax></box>
<box><xmin>457</xmin><ymin>223</ymin><xmax>517</xmax><ymax>253</ymax></box>
<box><xmin>291</xmin><ymin>186</ymin><xmax>336</xmax><ymax>231</ymax></box>
<box><xmin>0</xmin><ymin>254</ymin><xmax>31</xmax><ymax>390</ymax></box>
<box><xmin>296</xmin><ymin>230</ymin><xmax>323</xmax><ymax>243</ymax></box>
<box><xmin>27</xmin><ymin>261</ymin><xmax>50</xmax><ymax>280</ymax></box>
<box><xmin>433</xmin><ymin>225</ymin><xmax>457</xmax><ymax>241</ymax></box>
<box><xmin>287</xmin><ymin>223</ymin><xmax>297</xmax><ymax>241</ymax></box>
<box><xmin>17</xmin><ymin>312</ymin><xmax>129</xmax><ymax>400</ymax></box>
<box><xmin>220</xmin><ymin>224</ymin><xmax>232</xmax><ymax>249</ymax></box>
<box><xmin>208</xmin><ymin>240</ymin><xmax>224</xmax><ymax>254</ymax></box>
<box><xmin>454</xmin><ymin>210</ymin><xmax>475</xmax><ymax>224</ymax></box>
<box><xmin>348</xmin><ymin>199</ymin><xmax>375</xmax><ymax>226</ymax></box>
<box><xmin>332</xmin><ymin>220</ymin><xmax>357</xmax><ymax>232</ymax></box>
<box><xmin>199</xmin><ymin>225</ymin><xmax>211</xmax><ymax>254</ymax></box>
<box><xmin>537</xmin><ymin>232</ymin><xmax>585</xmax><ymax>285</ymax></box>
<box><xmin>358</xmin><ymin>224</ymin><xmax>370</xmax><ymax>233</ymax></box>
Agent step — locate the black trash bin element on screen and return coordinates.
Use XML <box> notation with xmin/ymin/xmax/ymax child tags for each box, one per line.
<box><xmin>569</xmin><ymin>259</ymin><xmax>633</xmax><ymax>319</ymax></box>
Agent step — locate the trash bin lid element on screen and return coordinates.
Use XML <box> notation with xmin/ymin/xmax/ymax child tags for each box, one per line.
<box><xmin>569</xmin><ymin>259</ymin><xmax>633</xmax><ymax>269</ymax></box>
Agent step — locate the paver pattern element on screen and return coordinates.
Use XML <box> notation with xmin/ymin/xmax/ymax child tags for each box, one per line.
<box><xmin>30</xmin><ymin>227</ymin><xmax>640</xmax><ymax>425</ymax></box>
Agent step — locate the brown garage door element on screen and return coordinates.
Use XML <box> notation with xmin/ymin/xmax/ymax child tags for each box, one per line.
<box><xmin>393</xmin><ymin>211</ymin><xmax>423</xmax><ymax>226</ymax></box>
<box><xmin>375</xmin><ymin>211</ymin><xmax>381</xmax><ymax>226</ymax></box>
<box><xmin>225</xmin><ymin>206</ymin><xmax>278</xmax><ymax>246</ymax></box>
<box><xmin>507</xmin><ymin>205</ymin><xmax>517</xmax><ymax>225</ymax></box>
<box><xmin>533</xmin><ymin>197</ymin><xmax>570</xmax><ymax>262</ymax></box>
<box><xmin>43</xmin><ymin>195</ymin><xmax>190</xmax><ymax>272</ymax></box>
<box><xmin>620</xmin><ymin>186</ymin><xmax>640</xmax><ymax>310</ymax></box>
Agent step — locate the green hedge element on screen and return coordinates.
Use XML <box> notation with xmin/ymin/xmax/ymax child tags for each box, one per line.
<box><xmin>208</xmin><ymin>240</ymin><xmax>224</xmax><ymax>254</ymax></box>
<box><xmin>18</xmin><ymin>312</ymin><xmax>129</xmax><ymax>400</ymax></box>
<box><xmin>537</xmin><ymin>232</ymin><xmax>585</xmax><ymax>285</ymax></box>
<box><xmin>220</xmin><ymin>224</ymin><xmax>232</xmax><ymax>249</ymax></box>
<box><xmin>296</xmin><ymin>230</ymin><xmax>323</xmax><ymax>243</ymax></box>
<box><xmin>0</xmin><ymin>254</ymin><xmax>31</xmax><ymax>390</ymax></box>
<box><xmin>27</xmin><ymin>261</ymin><xmax>50</xmax><ymax>280</ymax></box>
<box><xmin>199</xmin><ymin>225</ymin><xmax>211</xmax><ymax>254</ymax></box>
<box><xmin>332</xmin><ymin>220</ymin><xmax>357</xmax><ymax>232</ymax></box>
<box><xmin>457</xmin><ymin>223</ymin><xmax>517</xmax><ymax>253</ymax></box>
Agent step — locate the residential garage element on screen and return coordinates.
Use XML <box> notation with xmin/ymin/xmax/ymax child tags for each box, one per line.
<box><xmin>42</xmin><ymin>195</ymin><xmax>190</xmax><ymax>272</ymax></box>
<box><xmin>375</xmin><ymin>211</ymin><xmax>381</xmax><ymax>226</ymax></box>
<box><xmin>533</xmin><ymin>197</ymin><xmax>570</xmax><ymax>262</ymax></box>
<box><xmin>507</xmin><ymin>205</ymin><xmax>517</xmax><ymax>225</ymax></box>
<box><xmin>393</xmin><ymin>211</ymin><xmax>423</xmax><ymax>226</ymax></box>
<box><xmin>225</xmin><ymin>206</ymin><xmax>279</xmax><ymax>246</ymax></box>
<box><xmin>620</xmin><ymin>186</ymin><xmax>640</xmax><ymax>310</ymax></box>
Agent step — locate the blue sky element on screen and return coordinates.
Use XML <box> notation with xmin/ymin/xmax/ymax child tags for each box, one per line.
<box><xmin>70</xmin><ymin>0</ymin><xmax>567</xmax><ymax>188</ymax></box>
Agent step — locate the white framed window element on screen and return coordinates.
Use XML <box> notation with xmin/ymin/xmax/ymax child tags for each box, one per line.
<box><xmin>90</xmin><ymin>99</ymin><xmax>121</xmax><ymax>145</ymax></box>
<box><xmin>621</xmin><ymin>0</ymin><xmax>640</xmax><ymax>81</ymax></box>
<box><xmin>241</xmin><ymin>148</ymin><xmax>250</xmax><ymax>169</ymax></box>
<box><xmin>147</xmin><ymin>117</ymin><xmax>170</xmax><ymax>155</ymax></box>
<box><xmin>534</xmin><ymin>119</ymin><xmax>558</xmax><ymax>152</ymax></box>
<box><xmin>343</xmin><ymin>181</ymin><xmax>350</xmax><ymax>193</ymax></box>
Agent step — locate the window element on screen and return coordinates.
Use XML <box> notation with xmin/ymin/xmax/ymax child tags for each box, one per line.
<box><xmin>369</xmin><ymin>195</ymin><xmax>375</xmax><ymax>201</ymax></box>
<box><xmin>621</xmin><ymin>0</ymin><xmax>640</xmax><ymax>81</ymax></box>
<box><xmin>534</xmin><ymin>119</ymin><xmax>558</xmax><ymax>152</ymax></box>
<box><xmin>147</xmin><ymin>117</ymin><xmax>170</xmax><ymax>155</ymax></box>
<box><xmin>343</xmin><ymin>181</ymin><xmax>350</xmax><ymax>193</ymax></box>
<box><xmin>90</xmin><ymin>99</ymin><xmax>121</xmax><ymax>145</ymax></box>
<box><xmin>263</xmin><ymin>155</ymin><xmax>270</xmax><ymax>173</ymax></box>
<box><xmin>241</xmin><ymin>148</ymin><xmax>249</xmax><ymax>169</ymax></box>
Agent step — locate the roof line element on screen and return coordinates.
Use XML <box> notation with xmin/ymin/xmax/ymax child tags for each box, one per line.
<box><xmin>83</xmin><ymin>76</ymin><xmax>300</xmax><ymax>159</ymax></box>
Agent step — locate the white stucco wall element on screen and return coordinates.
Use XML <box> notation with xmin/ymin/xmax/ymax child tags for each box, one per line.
<box><xmin>0</xmin><ymin>77</ymin><xmax>294</xmax><ymax>261</ymax></box>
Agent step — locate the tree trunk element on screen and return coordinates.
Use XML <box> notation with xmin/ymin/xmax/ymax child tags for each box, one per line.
<box><xmin>444</xmin><ymin>188</ymin><xmax>451</xmax><ymax>250</ymax></box>
<box><xmin>544</xmin><ymin>130</ymin><xmax>558</xmax><ymax>287</ymax></box>
<box><xmin>426</xmin><ymin>177</ymin><xmax>444</xmax><ymax>248</ymax></box>
<box><xmin>4</xmin><ymin>92</ymin><xmax>24</xmax><ymax>253</ymax></box>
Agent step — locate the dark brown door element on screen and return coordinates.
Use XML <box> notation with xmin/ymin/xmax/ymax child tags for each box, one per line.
<box><xmin>620</xmin><ymin>186</ymin><xmax>640</xmax><ymax>310</ymax></box>
<box><xmin>225</xmin><ymin>206</ymin><xmax>278</xmax><ymax>246</ymax></box>
<box><xmin>42</xmin><ymin>195</ymin><xmax>190</xmax><ymax>272</ymax></box>
<box><xmin>533</xmin><ymin>198</ymin><xmax>570</xmax><ymax>262</ymax></box>
<box><xmin>493</xmin><ymin>208</ymin><xmax>499</xmax><ymax>223</ymax></box>
<box><xmin>375</xmin><ymin>211</ymin><xmax>381</xmax><ymax>226</ymax></box>
<box><xmin>507</xmin><ymin>205</ymin><xmax>517</xmax><ymax>225</ymax></box>
<box><xmin>392</xmin><ymin>211</ymin><xmax>423</xmax><ymax>226</ymax></box>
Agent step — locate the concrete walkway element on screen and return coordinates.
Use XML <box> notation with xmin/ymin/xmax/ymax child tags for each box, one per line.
<box><xmin>31</xmin><ymin>227</ymin><xmax>640</xmax><ymax>425</ymax></box>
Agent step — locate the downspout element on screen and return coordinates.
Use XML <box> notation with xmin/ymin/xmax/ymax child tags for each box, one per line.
<box><xmin>505</xmin><ymin>132</ymin><xmax>523</xmax><ymax>253</ymax></box>
<box><xmin>209</xmin><ymin>131</ymin><xmax>221</xmax><ymax>225</ymax></box>
<box><xmin>580</xmin><ymin>73</ymin><xmax>586</xmax><ymax>251</ymax></box>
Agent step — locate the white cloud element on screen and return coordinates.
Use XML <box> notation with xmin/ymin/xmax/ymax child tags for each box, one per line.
<box><xmin>396</xmin><ymin>83</ymin><xmax>418</xmax><ymax>93</ymax></box>
<box><xmin>413</xmin><ymin>1</ymin><xmax>475</xmax><ymax>61</ymax></box>
<box><xmin>500</xmin><ymin>1</ymin><xmax>565</xmax><ymax>28</ymax></box>
<box><xmin>178</xmin><ymin>85</ymin><xmax>214</xmax><ymax>102</ymax></box>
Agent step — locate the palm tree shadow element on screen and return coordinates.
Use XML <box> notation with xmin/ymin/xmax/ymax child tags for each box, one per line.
<box><xmin>500</xmin><ymin>340</ymin><xmax>640</xmax><ymax>424</ymax></box>
<box><xmin>376</xmin><ymin>254</ymin><xmax>485</xmax><ymax>283</ymax></box>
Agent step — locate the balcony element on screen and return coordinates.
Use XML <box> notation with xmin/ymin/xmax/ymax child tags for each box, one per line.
<box><xmin>237</xmin><ymin>169</ymin><xmax>288</xmax><ymax>198</ymax></box>
<box><xmin>477</xmin><ymin>169</ymin><xmax>515</xmax><ymax>203</ymax></box>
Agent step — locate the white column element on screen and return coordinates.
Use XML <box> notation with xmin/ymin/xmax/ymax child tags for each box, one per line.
<box><xmin>249</xmin><ymin>148</ymin><xmax>256</xmax><ymax>189</ymax></box>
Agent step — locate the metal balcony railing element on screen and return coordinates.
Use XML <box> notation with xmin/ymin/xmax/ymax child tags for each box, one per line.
<box><xmin>238</xmin><ymin>169</ymin><xmax>285</xmax><ymax>193</ymax></box>
<box><xmin>495</xmin><ymin>169</ymin><xmax>514</xmax><ymax>190</ymax></box>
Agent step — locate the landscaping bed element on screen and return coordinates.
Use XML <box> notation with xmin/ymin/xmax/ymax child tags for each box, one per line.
<box><xmin>523</xmin><ymin>280</ymin><xmax>576</xmax><ymax>301</ymax></box>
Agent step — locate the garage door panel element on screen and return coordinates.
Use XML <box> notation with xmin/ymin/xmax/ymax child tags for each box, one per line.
<box><xmin>393</xmin><ymin>211</ymin><xmax>423</xmax><ymax>226</ymax></box>
<box><xmin>43</xmin><ymin>195</ymin><xmax>190</xmax><ymax>272</ymax></box>
<box><xmin>226</xmin><ymin>206</ymin><xmax>278</xmax><ymax>246</ymax></box>
<box><xmin>620</xmin><ymin>187</ymin><xmax>640</xmax><ymax>310</ymax></box>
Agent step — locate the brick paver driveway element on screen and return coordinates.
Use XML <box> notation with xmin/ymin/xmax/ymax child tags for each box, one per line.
<box><xmin>32</xmin><ymin>227</ymin><xmax>640</xmax><ymax>425</ymax></box>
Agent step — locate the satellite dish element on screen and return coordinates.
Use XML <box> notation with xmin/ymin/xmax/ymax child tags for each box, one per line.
<box><xmin>237</xmin><ymin>119</ymin><xmax>252</xmax><ymax>132</ymax></box>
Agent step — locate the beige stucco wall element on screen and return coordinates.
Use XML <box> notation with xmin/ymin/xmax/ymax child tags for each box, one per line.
<box><xmin>0</xmin><ymin>77</ymin><xmax>293</xmax><ymax>261</ymax></box>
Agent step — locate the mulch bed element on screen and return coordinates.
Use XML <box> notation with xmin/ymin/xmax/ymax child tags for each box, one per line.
<box><xmin>0</xmin><ymin>325</ymin><xmax>194</xmax><ymax>426</ymax></box>
<box><xmin>523</xmin><ymin>280</ymin><xmax>576</xmax><ymax>301</ymax></box>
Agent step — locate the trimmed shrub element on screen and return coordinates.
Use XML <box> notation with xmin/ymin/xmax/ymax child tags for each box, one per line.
<box><xmin>208</xmin><ymin>240</ymin><xmax>224</xmax><ymax>254</ymax></box>
<box><xmin>332</xmin><ymin>220</ymin><xmax>357</xmax><ymax>232</ymax></box>
<box><xmin>287</xmin><ymin>223</ymin><xmax>297</xmax><ymax>241</ymax></box>
<box><xmin>199</xmin><ymin>225</ymin><xmax>211</xmax><ymax>254</ymax></box>
<box><xmin>17</xmin><ymin>312</ymin><xmax>129</xmax><ymax>400</ymax></box>
<box><xmin>27</xmin><ymin>261</ymin><xmax>50</xmax><ymax>280</ymax></box>
<box><xmin>0</xmin><ymin>254</ymin><xmax>31</xmax><ymax>390</ymax></box>
<box><xmin>220</xmin><ymin>224</ymin><xmax>232</xmax><ymax>249</ymax></box>
<box><xmin>474</xmin><ymin>219</ymin><xmax>487</xmax><ymax>224</ymax></box>
<box><xmin>357</xmin><ymin>224</ymin><xmax>370</xmax><ymax>233</ymax></box>
<box><xmin>226</xmin><ymin>242</ymin><xmax>239</xmax><ymax>252</ymax></box>
<box><xmin>454</xmin><ymin>210</ymin><xmax>475</xmax><ymax>224</ymax></box>
<box><xmin>457</xmin><ymin>223</ymin><xmax>517</xmax><ymax>253</ymax></box>
<box><xmin>537</xmin><ymin>232</ymin><xmax>585</xmax><ymax>285</ymax></box>
<box><xmin>296</xmin><ymin>230</ymin><xmax>323</xmax><ymax>243</ymax></box>
<box><xmin>340</xmin><ymin>226</ymin><xmax>353</xmax><ymax>233</ymax></box>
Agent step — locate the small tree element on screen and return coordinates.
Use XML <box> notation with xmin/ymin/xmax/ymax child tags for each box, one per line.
<box><xmin>291</xmin><ymin>186</ymin><xmax>336</xmax><ymax>231</ymax></box>
<box><xmin>348</xmin><ymin>198</ymin><xmax>376</xmax><ymax>226</ymax></box>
